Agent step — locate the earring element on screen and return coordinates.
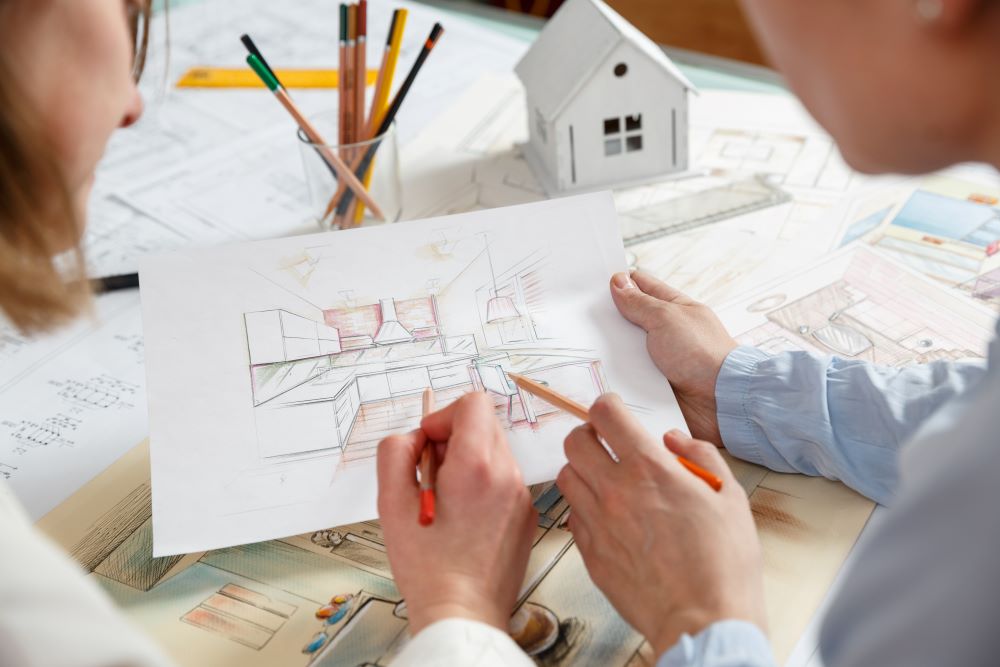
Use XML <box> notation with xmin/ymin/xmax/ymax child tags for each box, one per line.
<box><xmin>915</xmin><ymin>0</ymin><xmax>943</xmax><ymax>21</ymax></box>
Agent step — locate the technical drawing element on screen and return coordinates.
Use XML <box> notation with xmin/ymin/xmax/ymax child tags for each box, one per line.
<box><xmin>2</xmin><ymin>414</ymin><xmax>81</xmax><ymax>453</ymax></box>
<box><xmin>53</xmin><ymin>375</ymin><xmax>140</xmax><ymax>410</ymax></box>
<box><xmin>0</xmin><ymin>462</ymin><xmax>16</xmax><ymax>480</ymax></box>
<box><xmin>245</xmin><ymin>236</ymin><xmax>608</xmax><ymax>468</ymax></box>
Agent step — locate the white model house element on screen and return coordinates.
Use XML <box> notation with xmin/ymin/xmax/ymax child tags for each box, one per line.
<box><xmin>515</xmin><ymin>0</ymin><xmax>697</xmax><ymax>194</ymax></box>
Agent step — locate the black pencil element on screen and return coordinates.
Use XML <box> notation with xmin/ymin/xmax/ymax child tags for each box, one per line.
<box><xmin>91</xmin><ymin>273</ymin><xmax>140</xmax><ymax>294</ymax></box>
<box><xmin>332</xmin><ymin>22</ymin><xmax>444</xmax><ymax>223</ymax></box>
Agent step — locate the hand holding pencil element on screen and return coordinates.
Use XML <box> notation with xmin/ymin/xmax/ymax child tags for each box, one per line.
<box><xmin>375</xmin><ymin>393</ymin><xmax>537</xmax><ymax>634</ymax></box>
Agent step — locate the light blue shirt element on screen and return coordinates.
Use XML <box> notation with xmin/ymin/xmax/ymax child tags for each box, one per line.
<box><xmin>658</xmin><ymin>321</ymin><xmax>995</xmax><ymax>667</ymax></box>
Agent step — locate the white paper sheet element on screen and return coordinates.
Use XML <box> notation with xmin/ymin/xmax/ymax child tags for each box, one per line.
<box><xmin>141</xmin><ymin>193</ymin><xmax>684</xmax><ymax>555</ymax></box>
<box><xmin>0</xmin><ymin>291</ymin><xmax>149</xmax><ymax>518</ymax></box>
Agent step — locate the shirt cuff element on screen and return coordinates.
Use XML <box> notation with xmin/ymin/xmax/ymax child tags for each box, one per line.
<box><xmin>716</xmin><ymin>346</ymin><xmax>771</xmax><ymax>467</ymax></box>
<box><xmin>657</xmin><ymin>620</ymin><xmax>775</xmax><ymax>667</ymax></box>
<box><xmin>394</xmin><ymin>617</ymin><xmax>533</xmax><ymax>666</ymax></box>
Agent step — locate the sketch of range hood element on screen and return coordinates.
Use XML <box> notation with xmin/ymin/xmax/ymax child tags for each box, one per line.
<box><xmin>374</xmin><ymin>298</ymin><xmax>414</xmax><ymax>344</ymax></box>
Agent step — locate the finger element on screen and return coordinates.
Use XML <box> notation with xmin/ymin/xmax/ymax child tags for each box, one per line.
<box><xmin>663</xmin><ymin>430</ymin><xmax>733</xmax><ymax>484</ymax></box>
<box><xmin>631</xmin><ymin>270</ymin><xmax>698</xmax><ymax>306</ymax></box>
<box><xmin>566</xmin><ymin>511</ymin><xmax>593</xmax><ymax>552</ymax></box>
<box><xmin>435</xmin><ymin>393</ymin><xmax>506</xmax><ymax>467</ymax></box>
<box><xmin>556</xmin><ymin>463</ymin><xmax>601</xmax><ymax>521</ymax></box>
<box><xmin>587</xmin><ymin>394</ymin><xmax>664</xmax><ymax>464</ymax></box>
<box><xmin>376</xmin><ymin>430</ymin><xmax>426</xmax><ymax>510</ymax></box>
<box><xmin>610</xmin><ymin>272</ymin><xmax>674</xmax><ymax>332</ymax></box>
<box><xmin>563</xmin><ymin>424</ymin><xmax>615</xmax><ymax>491</ymax></box>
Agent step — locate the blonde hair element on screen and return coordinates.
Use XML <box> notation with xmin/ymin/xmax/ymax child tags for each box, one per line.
<box><xmin>0</xmin><ymin>0</ymin><xmax>151</xmax><ymax>334</ymax></box>
<box><xmin>0</xmin><ymin>54</ymin><xmax>89</xmax><ymax>334</ymax></box>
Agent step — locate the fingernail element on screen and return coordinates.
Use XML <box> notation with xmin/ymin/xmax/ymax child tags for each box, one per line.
<box><xmin>612</xmin><ymin>272</ymin><xmax>635</xmax><ymax>290</ymax></box>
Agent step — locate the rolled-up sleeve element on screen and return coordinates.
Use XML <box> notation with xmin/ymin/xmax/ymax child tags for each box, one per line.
<box><xmin>657</xmin><ymin>620</ymin><xmax>775</xmax><ymax>667</ymax></box>
<box><xmin>715</xmin><ymin>346</ymin><xmax>985</xmax><ymax>505</ymax></box>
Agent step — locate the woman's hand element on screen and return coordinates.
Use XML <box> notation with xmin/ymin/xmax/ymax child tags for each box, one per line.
<box><xmin>556</xmin><ymin>394</ymin><xmax>766</xmax><ymax>657</ymax></box>
<box><xmin>610</xmin><ymin>271</ymin><xmax>737</xmax><ymax>445</ymax></box>
<box><xmin>377</xmin><ymin>393</ymin><xmax>538</xmax><ymax>634</ymax></box>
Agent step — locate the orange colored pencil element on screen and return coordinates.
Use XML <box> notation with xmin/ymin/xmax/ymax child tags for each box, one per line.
<box><xmin>418</xmin><ymin>388</ymin><xmax>437</xmax><ymax>526</ymax></box>
<box><xmin>506</xmin><ymin>373</ymin><xmax>723</xmax><ymax>492</ymax></box>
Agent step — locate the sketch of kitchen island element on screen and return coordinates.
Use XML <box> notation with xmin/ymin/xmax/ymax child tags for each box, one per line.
<box><xmin>244</xmin><ymin>238</ymin><xmax>608</xmax><ymax>468</ymax></box>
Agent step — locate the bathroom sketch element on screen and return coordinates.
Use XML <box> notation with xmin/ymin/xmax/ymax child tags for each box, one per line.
<box><xmin>244</xmin><ymin>233</ymin><xmax>608</xmax><ymax>468</ymax></box>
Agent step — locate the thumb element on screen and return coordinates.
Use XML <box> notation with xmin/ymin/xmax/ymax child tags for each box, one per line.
<box><xmin>662</xmin><ymin>429</ymin><xmax>731</xmax><ymax>479</ymax></box>
<box><xmin>610</xmin><ymin>272</ymin><xmax>672</xmax><ymax>332</ymax></box>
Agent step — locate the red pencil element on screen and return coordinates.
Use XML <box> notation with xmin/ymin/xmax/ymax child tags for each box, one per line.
<box><xmin>418</xmin><ymin>388</ymin><xmax>437</xmax><ymax>526</ymax></box>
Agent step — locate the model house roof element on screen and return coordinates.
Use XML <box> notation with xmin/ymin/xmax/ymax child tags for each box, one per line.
<box><xmin>515</xmin><ymin>0</ymin><xmax>698</xmax><ymax>121</ymax></box>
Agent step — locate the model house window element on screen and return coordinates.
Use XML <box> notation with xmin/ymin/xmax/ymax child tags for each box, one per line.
<box><xmin>603</xmin><ymin>114</ymin><xmax>642</xmax><ymax>156</ymax></box>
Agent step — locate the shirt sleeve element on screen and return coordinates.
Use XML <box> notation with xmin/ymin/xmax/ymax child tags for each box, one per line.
<box><xmin>715</xmin><ymin>346</ymin><xmax>985</xmax><ymax>505</ymax></box>
<box><xmin>391</xmin><ymin>618</ymin><xmax>534</xmax><ymax>667</ymax></box>
<box><xmin>0</xmin><ymin>484</ymin><xmax>175</xmax><ymax>667</ymax></box>
<box><xmin>656</xmin><ymin>620</ymin><xmax>776</xmax><ymax>667</ymax></box>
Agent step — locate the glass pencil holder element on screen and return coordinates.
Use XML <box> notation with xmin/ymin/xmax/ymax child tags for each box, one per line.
<box><xmin>297</xmin><ymin>113</ymin><xmax>402</xmax><ymax>231</ymax></box>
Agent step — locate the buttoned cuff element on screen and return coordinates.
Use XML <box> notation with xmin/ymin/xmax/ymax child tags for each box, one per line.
<box><xmin>657</xmin><ymin>620</ymin><xmax>775</xmax><ymax>667</ymax></box>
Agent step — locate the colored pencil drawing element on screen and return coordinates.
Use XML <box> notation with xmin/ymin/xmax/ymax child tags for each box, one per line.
<box><xmin>40</xmin><ymin>439</ymin><xmax>874</xmax><ymax>666</ymax></box>
<box><xmin>835</xmin><ymin>172</ymin><xmax>1000</xmax><ymax>308</ymax></box>
<box><xmin>243</xmin><ymin>233</ymin><xmax>609</xmax><ymax>470</ymax></box>
<box><xmin>730</xmin><ymin>248</ymin><xmax>994</xmax><ymax>365</ymax></box>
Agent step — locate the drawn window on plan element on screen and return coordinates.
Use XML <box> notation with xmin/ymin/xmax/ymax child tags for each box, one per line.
<box><xmin>840</xmin><ymin>175</ymin><xmax>1000</xmax><ymax>305</ymax></box>
<box><xmin>182</xmin><ymin>583</ymin><xmax>297</xmax><ymax>651</ymax></box>
<box><xmin>244</xmin><ymin>235</ymin><xmax>609</xmax><ymax>468</ymax></box>
<box><xmin>735</xmin><ymin>249</ymin><xmax>991</xmax><ymax>366</ymax></box>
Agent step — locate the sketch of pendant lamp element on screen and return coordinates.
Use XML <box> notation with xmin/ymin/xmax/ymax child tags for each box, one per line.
<box><xmin>483</xmin><ymin>234</ymin><xmax>521</xmax><ymax>323</ymax></box>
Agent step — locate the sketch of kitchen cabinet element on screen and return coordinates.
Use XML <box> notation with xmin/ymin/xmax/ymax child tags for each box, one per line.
<box><xmin>334</xmin><ymin>382</ymin><xmax>361</xmax><ymax>446</ymax></box>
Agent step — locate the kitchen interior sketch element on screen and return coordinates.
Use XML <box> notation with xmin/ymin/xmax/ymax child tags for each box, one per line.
<box><xmin>735</xmin><ymin>248</ymin><xmax>993</xmax><ymax>365</ymax></box>
<box><xmin>245</xmin><ymin>233</ymin><xmax>608</xmax><ymax>468</ymax></box>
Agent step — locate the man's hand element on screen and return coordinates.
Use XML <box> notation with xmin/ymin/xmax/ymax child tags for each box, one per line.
<box><xmin>557</xmin><ymin>394</ymin><xmax>766</xmax><ymax>656</ymax></box>
<box><xmin>377</xmin><ymin>393</ymin><xmax>538</xmax><ymax>634</ymax></box>
<box><xmin>610</xmin><ymin>271</ymin><xmax>737</xmax><ymax>444</ymax></box>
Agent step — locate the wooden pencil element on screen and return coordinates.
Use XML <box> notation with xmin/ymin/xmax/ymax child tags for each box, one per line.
<box><xmin>355</xmin><ymin>0</ymin><xmax>367</xmax><ymax>142</ymax></box>
<box><xmin>418</xmin><ymin>388</ymin><xmax>437</xmax><ymax>526</ymax></box>
<box><xmin>505</xmin><ymin>373</ymin><xmax>724</xmax><ymax>492</ymax></box>
<box><xmin>338</xmin><ymin>5</ymin><xmax>348</xmax><ymax>146</ymax></box>
<box><xmin>325</xmin><ymin>22</ymin><xmax>444</xmax><ymax>226</ymax></box>
<box><xmin>352</xmin><ymin>8</ymin><xmax>406</xmax><ymax>226</ymax></box>
<box><xmin>344</xmin><ymin>3</ymin><xmax>357</xmax><ymax>145</ymax></box>
<box><xmin>366</xmin><ymin>9</ymin><xmax>405</xmax><ymax>135</ymax></box>
<box><xmin>247</xmin><ymin>54</ymin><xmax>384</xmax><ymax>220</ymax></box>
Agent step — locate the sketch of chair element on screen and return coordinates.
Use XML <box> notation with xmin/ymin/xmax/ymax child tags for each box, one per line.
<box><xmin>476</xmin><ymin>362</ymin><xmax>521</xmax><ymax>420</ymax></box>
